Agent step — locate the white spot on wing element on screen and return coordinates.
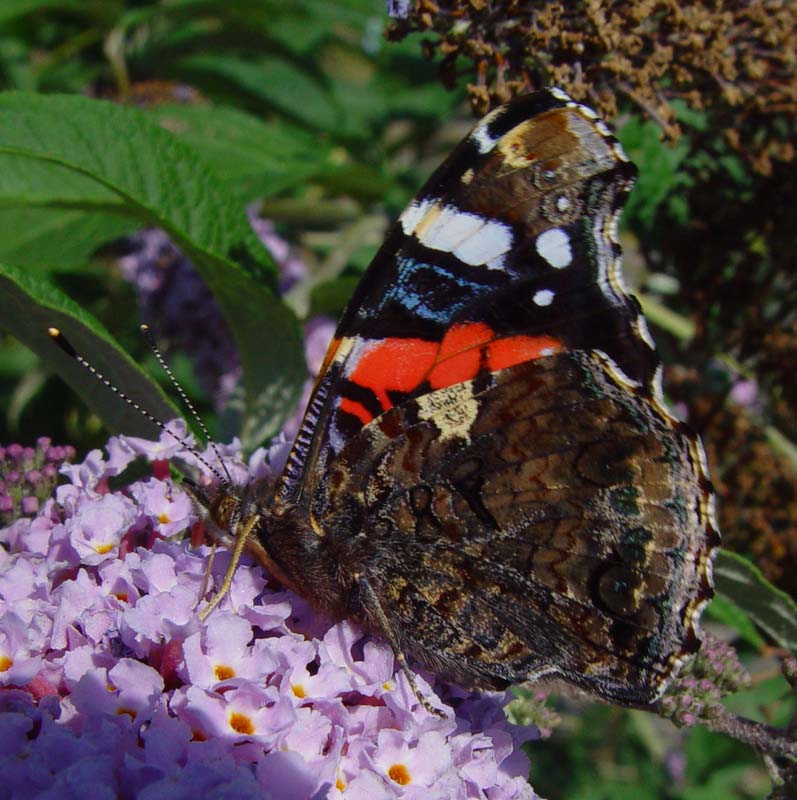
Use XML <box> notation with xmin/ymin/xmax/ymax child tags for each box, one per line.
<box><xmin>536</xmin><ymin>228</ymin><xmax>572</xmax><ymax>268</ymax></box>
<box><xmin>471</xmin><ymin>125</ymin><xmax>497</xmax><ymax>154</ymax></box>
<box><xmin>577</xmin><ymin>103</ymin><xmax>599</xmax><ymax>120</ymax></box>
<box><xmin>470</xmin><ymin>106</ymin><xmax>505</xmax><ymax>154</ymax></box>
<box><xmin>420</xmin><ymin>206</ymin><xmax>486</xmax><ymax>252</ymax></box>
<box><xmin>401</xmin><ymin>201</ymin><xmax>514</xmax><ymax>269</ymax></box>
<box><xmin>533</xmin><ymin>289</ymin><xmax>555</xmax><ymax>306</ymax></box>
<box><xmin>452</xmin><ymin>218</ymin><xmax>513</xmax><ymax>268</ymax></box>
<box><xmin>399</xmin><ymin>198</ymin><xmax>432</xmax><ymax>235</ymax></box>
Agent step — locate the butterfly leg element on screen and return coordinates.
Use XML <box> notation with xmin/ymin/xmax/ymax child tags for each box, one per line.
<box><xmin>198</xmin><ymin>540</ymin><xmax>219</xmax><ymax>604</ymax></box>
<box><xmin>356</xmin><ymin>574</ymin><xmax>444</xmax><ymax>717</ymax></box>
<box><xmin>198</xmin><ymin>512</ymin><xmax>260</xmax><ymax>621</ymax></box>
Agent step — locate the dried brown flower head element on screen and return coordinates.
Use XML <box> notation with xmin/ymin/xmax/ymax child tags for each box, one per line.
<box><xmin>387</xmin><ymin>1</ymin><xmax>797</xmax><ymax>173</ymax></box>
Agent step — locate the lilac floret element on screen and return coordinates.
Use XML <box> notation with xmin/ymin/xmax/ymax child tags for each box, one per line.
<box><xmin>0</xmin><ymin>611</ymin><xmax>43</xmax><ymax>686</ymax></box>
<box><xmin>67</xmin><ymin>492</ymin><xmax>136</xmax><ymax>566</ymax></box>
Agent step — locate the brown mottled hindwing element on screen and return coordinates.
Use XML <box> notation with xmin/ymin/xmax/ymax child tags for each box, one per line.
<box><xmin>307</xmin><ymin>352</ymin><xmax>717</xmax><ymax>704</ymax></box>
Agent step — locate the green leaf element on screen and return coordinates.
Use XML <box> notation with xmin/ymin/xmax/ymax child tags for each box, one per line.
<box><xmin>0</xmin><ymin>261</ymin><xmax>175</xmax><ymax>439</ymax></box>
<box><xmin>714</xmin><ymin>549</ymin><xmax>797</xmax><ymax>651</ymax></box>
<box><xmin>0</xmin><ymin>152</ymin><xmax>121</xmax><ymax>206</ymax></box>
<box><xmin>0</xmin><ymin>0</ymin><xmax>82</xmax><ymax>24</ymax></box>
<box><xmin>179</xmin><ymin>54</ymin><xmax>340</xmax><ymax>132</ymax></box>
<box><xmin>0</xmin><ymin>91</ymin><xmax>305</xmax><ymax>446</ymax></box>
<box><xmin>0</xmin><ymin>206</ymin><xmax>136</xmax><ymax>271</ymax></box>
<box><xmin>681</xmin><ymin>764</ymin><xmax>767</xmax><ymax>800</ymax></box>
<box><xmin>0</xmin><ymin>92</ymin><xmax>270</xmax><ymax>269</ymax></box>
<box><xmin>723</xmin><ymin>674</ymin><xmax>795</xmax><ymax>726</ymax></box>
<box><xmin>309</xmin><ymin>275</ymin><xmax>360</xmax><ymax>318</ymax></box>
<box><xmin>202</xmin><ymin>262</ymin><xmax>306</xmax><ymax>450</ymax></box>
<box><xmin>618</xmin><ymin>117</ymin><xmax>691</xmax><ymax>229</ymax></box>
<box><xmin>704</xmin><ymin>594</ymin><xmax>766</xmax><ymax>649</ymax></box>
<box><xmin>148</xmin><ymin>104</ymin><xmax>333</xmax><ymax>200</ymax></box>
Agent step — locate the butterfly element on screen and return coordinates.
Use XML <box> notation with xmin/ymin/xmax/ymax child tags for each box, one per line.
<box><xmin>202</xmin><ymin>88</ymin><xmax>719</xmax><ymax>709</ymax></box>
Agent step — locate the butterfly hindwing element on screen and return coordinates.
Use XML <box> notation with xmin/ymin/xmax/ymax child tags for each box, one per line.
<box><xmin>307</xmin><ymin>351</ymin><xmax>715</xmax><ymax>703</ymax></box>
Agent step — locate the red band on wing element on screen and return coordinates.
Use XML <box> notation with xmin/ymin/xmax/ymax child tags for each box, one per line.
<box><xmin>430</xmin><ymin>321</ymin><xmax>496</xmax><ymax>389</ymax></box>
<box><xmin>341</xmin><ymin>322</ymin><xmax>563</xmax><ymax>424</ymax></box>
<box><xmin>487</xmin><ymin>334</ymin><xmax>562</xmax><ymax>371</ymax></box>
<box><xmin>346</xmin><ymin>338</ymin><xmax>439</xmax><ymax>423</ymax></box>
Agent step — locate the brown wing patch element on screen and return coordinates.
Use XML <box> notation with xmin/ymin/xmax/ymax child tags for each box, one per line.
<box><xmin>311</xmin><ymin>351</ymin><xmax>717</xmax><ymax>704</ymax></box>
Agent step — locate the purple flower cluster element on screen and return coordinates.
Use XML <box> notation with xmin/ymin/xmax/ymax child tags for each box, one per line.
<box><xmin>119</xmin><ymin>215</ymin><xmax>309</xmax><ymax>410</ymax></box>
<box><xmin>658</xmin><ymin>634</ymin><xmax>751</xmax><ymax>727</ymax></box>
<box><xmin>0</xmin><ymin>425</ymin><xmax>538</xmax><ymax>798</ymax></box>
<box><xmin>0</xmin><ymin>438</ymin><xmax>75</xmax><ymax>526</ymax></box>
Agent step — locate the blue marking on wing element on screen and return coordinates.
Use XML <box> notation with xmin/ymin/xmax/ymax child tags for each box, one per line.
<box><xmin>370</xmin><ymin>257</ymin><xmax>491</xmax><ymax>324</ymax></box>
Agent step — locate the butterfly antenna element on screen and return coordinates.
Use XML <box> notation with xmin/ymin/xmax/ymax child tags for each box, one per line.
<box><xmin>47</xmin><ymin>326</ymin><xmax>230</xmax><ymax>488</ymax></box>
<box><xmin>138</xmin><ymin>323</ymin><xmax>233</xmax><ymax>487</ymax></box>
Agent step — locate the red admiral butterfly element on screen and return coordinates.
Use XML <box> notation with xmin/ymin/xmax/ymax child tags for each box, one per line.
<box><xmin>204</xmin><ymin>89</ymin><xmax>719</xmax><ymax>707</ymax></box>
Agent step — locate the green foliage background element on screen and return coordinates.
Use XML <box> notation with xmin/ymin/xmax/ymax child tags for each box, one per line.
<box><xmin>0</xmin><ymin>2</ymin><xmax>793</xmax><ymax>798</ymax></box>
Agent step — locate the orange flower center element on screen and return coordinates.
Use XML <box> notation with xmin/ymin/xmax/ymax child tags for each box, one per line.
<box><xmin>214</xmin><ymin>664</ymin><xmax>235</xmax><ymax>681</ymax></box>
<box><xmin>388</xmin><ymin>764</ymin><xmax>411</xmax><ymax>785</ymax></box>
<box><xmin>229</xmin><ymin>712</ymin><xmax>254</xmax><ymax>735</ymax></box>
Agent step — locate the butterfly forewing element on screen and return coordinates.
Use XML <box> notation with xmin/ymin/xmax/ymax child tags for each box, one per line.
<box><xmin>280</xmin><ymin>91</ymin><xmax>651</xmax><ymax>502</ymax></box>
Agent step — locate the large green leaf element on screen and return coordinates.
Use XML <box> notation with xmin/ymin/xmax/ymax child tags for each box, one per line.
<box><xmin>0</xmin><ymin>92</ymin><xmax>306</xmax><ymax>447</ymax></box>
<box><xmin>0</xmin><ymin>93</ymin><xmax>269</xmax><ymax>268</ymax></box>
<box><xmin>0</xmin><ymin>152</ymin><xmax>120</xmax><ymax>206</ymax></box>
<box><xmin>714</xmin><ymin>549</ymin><xmax>797</xmax><ymax>651</ymax></box>
<box><xmin>0</xmin><ymin>206</ymin><xmax>136</xmax><ymax>271</ymax></box>
<box><xmin>703</xmin><ymin>594</ymin><xmax>766</xmax><ymax>650</ymax></box>
<box><xmin>0</xmin><ymin>261</ymin><xmax>175</xmax><ymax>438</ymax></box>
<box><xmin>618</xmin><ymin>117</ymin><xmax>691</xmax><ymax>231</ymax></box>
